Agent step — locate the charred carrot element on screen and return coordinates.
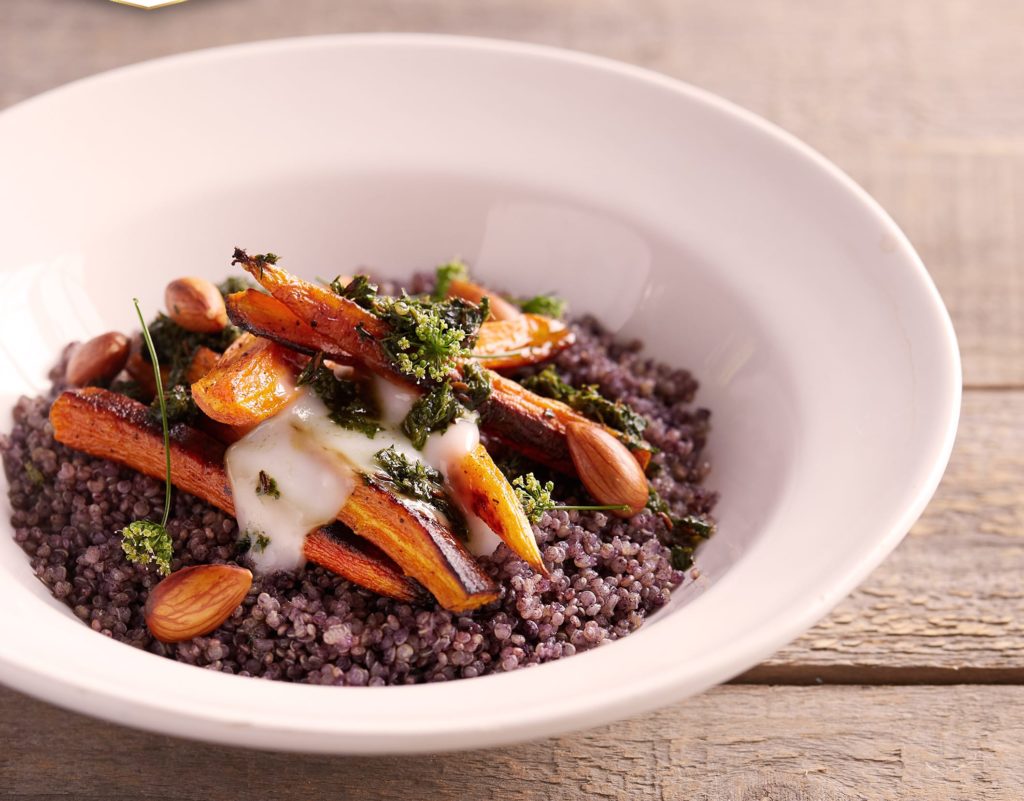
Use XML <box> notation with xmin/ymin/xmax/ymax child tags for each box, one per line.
<box><xmin>48</xmin><ymin>388</ymin><xmax>427</xmax><ymax>604</ymax></box>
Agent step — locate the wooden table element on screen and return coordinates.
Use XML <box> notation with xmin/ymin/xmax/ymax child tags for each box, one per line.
<box><xmin>2</xmin><ymin>1</ymin><xmax>1021</xmax><ymax>798</ymax></box>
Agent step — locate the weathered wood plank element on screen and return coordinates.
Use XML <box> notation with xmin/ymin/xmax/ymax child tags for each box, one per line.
<box><xmin>1</xmin><ymin>683</ymin><xmax>1021</xmax><ymax>800</ymax></box>
<box><xmin>0</xmin><ymin>0</ymin><xmax>1021</xmax><ymax>385</ymax></box>
<box><xmin>754</xmin><ymin>389</ymin><xmax>1024</xmax><ymax>679</ymax></box>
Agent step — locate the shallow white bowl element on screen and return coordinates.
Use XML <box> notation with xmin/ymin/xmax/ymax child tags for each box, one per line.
<box><xmin>0</xmin><ymin>35</ymin><xmax>959</xmax><ymax>753</ymax></box>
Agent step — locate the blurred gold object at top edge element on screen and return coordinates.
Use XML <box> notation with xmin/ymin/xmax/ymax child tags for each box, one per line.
<box><xmin>109</xmin><ymin>0</ymin><xmax>189</xmax><ymax>9</ymax></box>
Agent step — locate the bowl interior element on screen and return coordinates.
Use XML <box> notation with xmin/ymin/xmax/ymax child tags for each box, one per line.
<box><xmin>0</xmin><ymin>36</ymin><xmax>958</xmax><ymax>752</ymax></box>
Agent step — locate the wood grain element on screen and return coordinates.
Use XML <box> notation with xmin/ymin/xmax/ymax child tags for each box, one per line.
<box><xmin>1</xmin><ymin>683</ymin><xmax>1021</xmax><ymax>800</ymax></box>
<box><xmin>1</xmin><ymin>0</ymin><xmax>1021</xmax><ymax>386</ymax></box>
<box><xmin>751</xmin><ymin>390</ymin><xmax>1024</xmax><ymax>680</ymax></box>
<box><xmin>1</xmin><ymin>0</ymin><xmax>1022</xmax><ymax>798</ymax></box>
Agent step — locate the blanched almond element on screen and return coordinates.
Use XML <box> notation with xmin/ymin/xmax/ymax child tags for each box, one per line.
<box><xmin>165</xmin><ymin>277</ymin><xmax>228</xmax><ymax>333</ymax></box>
<box><xmin>66</xmin><ymin>332</ymin><xmax>130</xmax><ymax>387</ymax></box>
<box><xmin>144</xmin><ymin>564</ymin><xmax>252</xmax><ymax>643</ymax></box>
<box><xmin>565</xmin><ymin>421</ymin><xmax>648</xmax><ymax>516</ymax></box>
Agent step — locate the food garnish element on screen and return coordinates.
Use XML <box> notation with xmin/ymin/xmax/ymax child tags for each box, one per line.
<box><xmin>646</xmin><ymin>487</ymin><xmax>716</xmax><ymax>571</ymax></box>
<box><xmin>512</xmin><ymin>472</ymin><xmax>630</xmax><ymax>523</ymax></box>
<box><xmin>120</xmin><ymin>299</ymin><xmax>175</xmax><ymax>576</ymax></box>
<box><xmin>373</xmin><ymin>446</ymin><xmax>465</xmax><ymax>534</ymax></box>
<box><xmin>522</xmin><ymin>365</ymin><xmax>648</xmax><ymax>450</ymax></box>
<box><xmin>518</xmin><ymin>294</ymin><xmax>567</xmax><ymax>319</ymax></box>
<box><xmin>255</xmin><ymin>470</ymin><xmax>280</xmax><ymax>499</ymax></box>
<box><xmin>296</xmin><ymin>353</ymin><xmax>382</xmax><ymax>437</ymax></box>
<box><xmin>431</xmin><ymin>260</ymin><xmax>468</xmax><ymax>302</ymax></box>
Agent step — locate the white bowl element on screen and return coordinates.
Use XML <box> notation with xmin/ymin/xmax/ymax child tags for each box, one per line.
<box><xmin>0</xmin><ymin>35</ymin><xmax>959</xmax><ymax>753</ymax></box>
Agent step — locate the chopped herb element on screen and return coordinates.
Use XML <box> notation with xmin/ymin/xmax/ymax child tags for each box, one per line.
<box><xmin>256</xmin><ymin>470</ymin><xmax>281</xmax><ymax>500</ymax></box>
<box><xmin>432</xmin><ymin>260</ymin><xmax>469</xmax><ymax>301</ymax></box>
<box><xmin>647</xmin><ymin>487</ymin><xmax>715</xmax><ymax>571</ymax></box>
<box><xmin>217</xmin><ymin>275</ymin><xmax>259</xmax><ymax>297</ymax></box>
<box><xmin>521</xmin><ymin>366</ymin><xmax>648</xmax><ymax>449</ymax></box>
<box><xmin>300</xmin><ymin>357</ymin><xmax>382</xmax><ymax>437</ymax></box>
<box><xmin>120</xmin><ymin>299</ymin><xmax>174</xmax><ymax>576</ymax></box>
<box><xmin>454</xmin><ymin>361</ymin><xmax>492</xmax><ymax>411</ymax></box>
<box><xmin>330</xmin><ymin>274</ymin><xmax>378</xmax><ymax>309</ymax></box>
<box><xmin>377</xmin><ymin>294</ymin><xmax>489</xmax><ymax>382</ymax></box>
<box><xmin>670</xmin><ymin>545</ymin><xmax>696</xmax><ymax>571</ymax></box>
<box><xmin>512</xmin><ymin>473</ymin><xmax>629</xmax><ymax>524</ymax></box>
<box><xmin>239</xmin><ymin>530</ymin><xmax>271</xmax><ymax>554</ymax></box>
<box><xmin>518</xmin><ymin>294</ymin><xmax>567</xmax><ymax>319</ymax></box>
<box><xmin>296</xmin><ymin>351</ymin><xmax>325</xmax><ymax>387</ymax></box>
<box><xmin>152</xmin><ymin>384</ymin><xmax>197</xmax><ymax>425</ymax></box>
<box><xmin>146</xmin><ymin>313</ymin><xmax>240</xmax><ymax>386</ymax></box>
<box><xmin>121</xmin><ymin>520</ymin><xmax>173</xmax><ymax>576</ymax></box>
<box><xmin>109</xmin><ymin>378</ymin><xmax>146</xmax><ymax>401</ymax></box>
<box><xmin>401</xmin><ymin>381</ymin><xmax>463</xmax><ymax>449</ymax></box>
<box><xmin>23</xmin><ymin>461</ymin><xmax>44</xmax><ymax>486</ymax></box>
<box><xmin>373</xmin><ymin>446</ymin><xmax>465</xmax><ymax>535</ymax></box>
<box><xmin>355</xmin><ymin>322</ymin><xmax>374</xmax><ymax>341</ymax></box>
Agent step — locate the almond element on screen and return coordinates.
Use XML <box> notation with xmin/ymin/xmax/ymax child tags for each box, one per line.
<box><xmin>165</xmin><ymin>276</ymin><xmax>228</xmax><ymax>333</ymax></box>
<box><xmin>66</xmin><ymin>331</ymin><xmax>130</xmax><ymax>387</ymax></box>
<box><xmin>565</xmin><ymin>421</ymin><xmax>649</xmax><ymax>516</ymax></box>
<box><xmin>144</xmin><ymin>564</ymin><xmax>252</xmax><ymax>643</ymax></box>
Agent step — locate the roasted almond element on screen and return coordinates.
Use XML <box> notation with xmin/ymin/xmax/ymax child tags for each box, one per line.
<box><xmin>448</xmin><ymin>278</ymin><xmax>522</xmax><ymax>321</ymax></box>
<box><xmin>144</xmin><ymin>564</ymin><xmax>252</xmax><ymax>643</ymax></box>
<box><xmin>565</xmin><ymin>421</ymin><xmax>648</xmax><ymax>516</ymax></box>
<box><xmin>66</xmin><ymin>331</ymin><xmax>130</xmax><ymax>387</ymax></box>
<box><xmin>165</xmin><ymin>276</ymin><xmax>228</xmax><ymax>333</ymax></box>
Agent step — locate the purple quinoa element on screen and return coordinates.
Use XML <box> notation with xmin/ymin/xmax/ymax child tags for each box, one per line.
<box><xmin>1</xmin><ymin>308</ymin><xmax>716</xmax><ymax>686</ymax></box>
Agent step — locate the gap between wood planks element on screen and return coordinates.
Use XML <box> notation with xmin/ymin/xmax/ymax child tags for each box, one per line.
<box><xmin>734</xmin><ymin>665</ymin><xmax>1024</xmax><ymax>686</ymax></box>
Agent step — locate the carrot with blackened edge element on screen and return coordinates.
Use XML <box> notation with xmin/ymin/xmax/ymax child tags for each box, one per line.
<box><xmin>48</xmin><ymin>388</ymin><xmax>432</xmax><ymax>605</ymax></box>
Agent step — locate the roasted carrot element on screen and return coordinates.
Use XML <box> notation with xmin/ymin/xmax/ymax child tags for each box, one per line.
<box><xmin>191</xmin><ymin>337</ymin><xmax>301</xmax><ymax>427</ymax></box>
<box><xmin>225</xmin><ymin>277</ymin><xmax>647</xmax><ymax>472</ymax></box>
<box><xmin>448</xmin><ymin>444</ymin><xmax>547</xmax><ymax>576</ymax></box>
<box><xmin>232</xmin><ymin>250</ymin><xmax>396</xmax><ymax>379</ymax></box>
<box><xmin>49</xmin><ymin>388</ymin><xmax>426</xmax><ymax>604</ymax></box>
<box><xmin>471</xmin><ymin>313</ymin><xmax>575</xmax><ymax>370</ymax></box>
<box><xmin>184</xmin><ymin>345</ymin><xmax>221</xmax><ymax>384</ymax></box>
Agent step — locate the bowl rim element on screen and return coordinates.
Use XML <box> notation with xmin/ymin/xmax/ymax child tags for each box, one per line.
<box><xmin>0</xmin><ymin>32</ymin><xmax>961</xmax><ymax>752</ymax></box>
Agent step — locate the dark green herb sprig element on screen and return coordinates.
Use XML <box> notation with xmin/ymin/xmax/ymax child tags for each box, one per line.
<box><xmin>120</xmin><ymin>299</ymin><xmax>174</xmax><ymax>576</ymax></box>
<box><xmin>521</xmin><ymin>366</ymin><xmax>648</xmax><ymax>450</ymax></box>
<box><xmin>513</xmin><ymin>473</ymin><xmax>629</xmax><ymax>524</ymax></box>
<box><xmin>401</xmin><ymin>363</ymin><xmax>492</xmax><ymax>449</ymax></box>
<box><xmin>432</xmin><ymin>260</ymin><xmax>469</xmax><ymax>301</ymax></box>
<box><xmin>256</xmin><ymin>470</ymin><xmax>281</xmax><ymax>500</ymax></box>
<box><xmin>152</xmin><ymin>384</ymin><xmax>198</xmax><ymax>426</ymax></box>
<box><xmin>145</xmin><ymin>313</ymin><xmax>241</xmax><ymax>387</ymax></box>
<box><xmin>401</xmin><ymin>381</ymin><xmax>462</xmax><ymax>449</ymax></box>
<box><xmin>331</xmin><ymin>274</ymin><xmax>378</xmax><ymax>309</ymax></box>
<box><xmin>646</xmin><ymin>487</ymin><xmax>715</xmax><ymax>571</ymax></box>
<box><xmin>238</xmin><ymin>530</ymin><xmax>271</xmax><ymax>554</ymax></box>
<box><xmin>297</xmin><ymin>353</ymin><xmax>383</xmax><ymax>437</ymax></box>
<box><xmin>373</xmin><ymin>446</ymin><xmax>466</xmax><ymax>535</ymax></box>
<box><xmin>327</xmin><ymin>274</ymin><xmax>490</xmax><ymax>384</ymax></box>
<box><xmin>379</xmin><ymin>294</ymin><xmax>489</xmax><ymax>383</ymax></box>
<box><xmin>518</xmin><ymin>294</ymin><xmax>567</xmax><ymax>319</ymax></box>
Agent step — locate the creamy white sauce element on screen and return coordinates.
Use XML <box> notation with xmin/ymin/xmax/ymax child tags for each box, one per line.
<box><xmin>225</xmin><ymin>377</ymin><xmax>501</xmax><ymax>574</ymax></box>
<box><xmin>224</xmin><ymin>408</ymin><xmax>355</xmax><ymax>574</ymax></box>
